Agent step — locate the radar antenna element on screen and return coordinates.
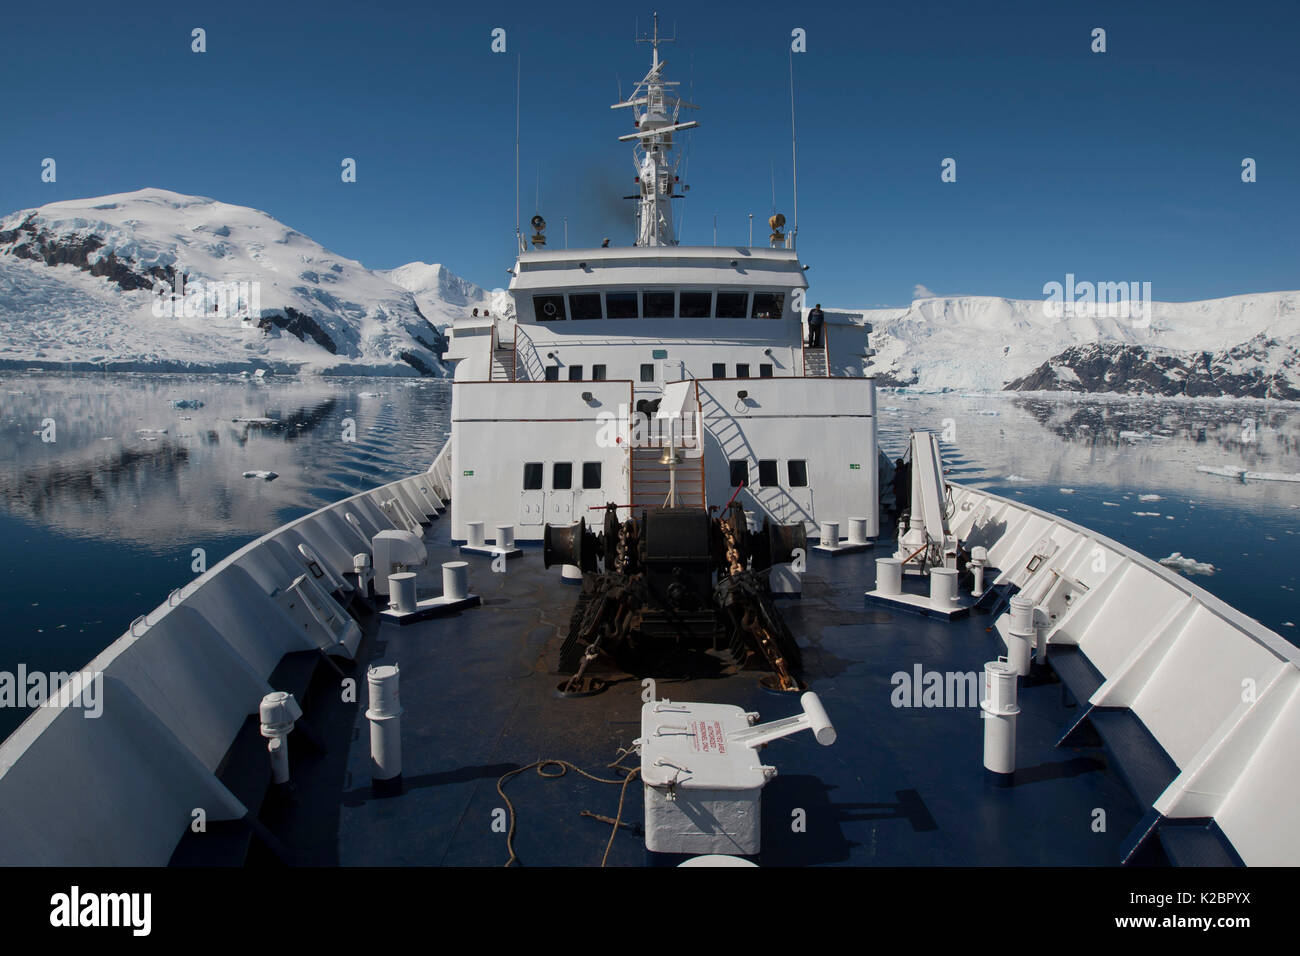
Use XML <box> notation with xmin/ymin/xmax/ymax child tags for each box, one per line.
<box><xmin>611</xmin><ymin>12</ymin><xmax>698</xmax><ymax>247</ymax></box>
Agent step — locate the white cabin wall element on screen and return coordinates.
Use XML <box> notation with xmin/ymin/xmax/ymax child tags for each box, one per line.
<box><xmin>698</xmin><ymin>379</ymin><xmax>878</xmax><ymax>537</ymax></box>
<box><xmin>451</xmin><ymin>380</ymin><xmax>633</xmax><ymax>541</ymax></box>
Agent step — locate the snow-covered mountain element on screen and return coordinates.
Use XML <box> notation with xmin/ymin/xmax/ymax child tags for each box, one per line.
<box><xmin>382</xmin><ymin>261</ymin><xmax>515</xmax><ymax>325</ymax></box>
<box><xmin>861</xmin><ymin>291</ymin><xmax>1300</xmax><ymax>397</ymax></box>
<box><xmin>0</xmin><ymin>189</ymin><xmax>450</xmax><ymax>375</ymax></box>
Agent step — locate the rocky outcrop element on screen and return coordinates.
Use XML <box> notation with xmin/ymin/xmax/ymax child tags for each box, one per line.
<box><xmin>1006</xmin><ymin>335</ymin><xmax>1300</xmax><ymax>399</ymax></box>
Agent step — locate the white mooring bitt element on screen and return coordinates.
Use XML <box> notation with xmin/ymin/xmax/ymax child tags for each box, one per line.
<box><xmin>366</xmin><ymin>664</ymin><xmax>403</xmax><ymax>787</ymax></box>
<box><xmin>876</xmin><ymin>557</ymin><xmax>903</xmax><ymax>596</ymax></box>
<box><xmin>981</xmin><ymin>659</ymin><xmax>1019</xmax><ymax>775</ymax></box>
<box><xmin>442</xmin><ymin>561</ymin><xmax>469</xmax><ymax>602</ymax></box>
<box><xmin>847</xmin><ymin>517</ymin><xmax>869</xmax><ymax>546</ymax></box>
<box><xmin>930</xmin><ymin>567</ymin><xmax>959</xmax><ymax>609</ymax></box>
<box><xmin>466</xmin><ymin>521</ymin><xmax>485</xmax><ymax>548</ymax></box>
<box><xmin>259</xmin><ymin>691</ymin><xmax>303</xmax><ymax>785</ymax></box>
<box><xmin>819</xmin><ymin>521</ymin><xmax>840</xmax><ymax>549</ymax></box>
<box><xmin>495</xmin><ymin>524</ymin><xmax>516</xmax><ymax>549</ymax></box>
<box><xmin>389</xmin><ymin>572</ymin><xmax>418</xmax><ymax>614</ymax></box>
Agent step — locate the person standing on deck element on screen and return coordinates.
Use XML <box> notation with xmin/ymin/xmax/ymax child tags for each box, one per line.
<box><xmin>807</xmin><ymin>304</ymin><xmax>825</xmax><ymax>349</ymax></box>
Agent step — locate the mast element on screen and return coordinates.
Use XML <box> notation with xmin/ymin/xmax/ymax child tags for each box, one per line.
<box><xmin>612</xmin><ymin>12</ymin><xmax>698</xmax><ymax>247</ymax></box>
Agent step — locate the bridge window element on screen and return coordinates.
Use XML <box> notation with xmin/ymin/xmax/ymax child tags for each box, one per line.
<box><xmin>751</xmin><ymin>292</ymin><xmax>784</xmax><ymax>319</ymax></box>
<box><xmin>712</xmin><ymin>363</ymin><xmax>726</xmax><ymax>378</ymax></box>
<box><xmin>728</xmin><ymin>460</ymin><xmax>749</xmax><ymax>488</ymax></box>
<box><xmin>716</xmin><ymin>291</ymin><xmax>748</xmax><ymax>318</ymax></box>
<box><xmin>582</xmin><ymin>462</ymin><xmax>602</xmax><ymax>489</ymax></box>
<box><xmin>568</xmin><ymin>365</ymin><xmax>583</xmax><ymax>381</ymax></box>
<box><xmin>534</xmin><ymin>294</ymin><xmax>566</xmax><ymax>321</ymax></box>
<box><xmin>553</xmin><ymin>462</ymin><xmax>573</xmax><ymax>490</ymax></box>
<box><xmin>570</xmin><ymin>293</ymin><xmax>603</xmax><ymax>320</ymax></box>
<box><xmin>760</xmin><ymin>364</ymin><xmax>774</xmax><ymax>378</ymax></box>
<box><xmin>644</xmin><ymin>291</ymin><xmax>675</xmax><ymax>318</ymax></box>
<box><xmin>544</xmin><ymin>365</ymin><xmax>560</xmax><ymax>381</ymax></box>
<box><xmin>735</xmin><ymin>363</ymin><xmax>750</xmax><ymax>378</ymax></box>
<box><xmin>640</xmin><ymin>364</ymin><xmax>655</xmax><ymax>382</ymax></box>
<box><xmin>523</xmin><ymin>462</ymin><xmax>543</xmax><ymax>490</ymax></box>
<box><xmin>758</xmin><ymin>460</ymin><xmax>779</xmax><ymax>487</ymax></box>
<box><xmin>592</xmin><ymin>364</ymin><xmax>607</xmax><ymax>381</ymax></box>
<box><xmin>680</xmin><ymin>291</ymin><xmax>712</xmax><ymax>318</ymax></box>
<box><xmin>606</xmin><ymin>291</ymin><xmax>639</xmax><ymax>319</ymax></box>
<box><xmin>788</xmin><ymin>460</ymin><xmax>808</xmax><ymax>487</ymax></box>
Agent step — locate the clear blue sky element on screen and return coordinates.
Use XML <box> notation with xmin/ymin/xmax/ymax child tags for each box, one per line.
<box><xmin>2</xmin><ymin>0</ymin><xmax>1296</xmax><ymax>307</ymax></box>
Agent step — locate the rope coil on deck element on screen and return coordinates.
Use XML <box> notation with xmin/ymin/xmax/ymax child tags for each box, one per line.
<box><xmin>495</xmin><ymin>749</ymin><xmax>641</xmax><ymax>867</ymax></box>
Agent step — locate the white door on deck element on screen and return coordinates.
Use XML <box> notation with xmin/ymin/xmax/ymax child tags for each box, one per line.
<box><xmin>519</xmin><ymin>491</ymin><xmax>544</xmax><ymax>526</ymax></box>
<box><xmin>548</xmin><ymin>491</ymin><xmax>575</xmax><ymax>525</ymax></box>
<box><xmin>786</xmin><ymin>487</ymin><xmax>814</xmax><ymax>526</ymax></box>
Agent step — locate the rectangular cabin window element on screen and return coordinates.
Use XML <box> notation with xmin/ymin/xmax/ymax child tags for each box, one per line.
<box><xmin>644</xmin><ymin>291</ymin><xmax>675</xmax><ymax>318</ymax></box>
<box><xmin>758</xmin><ymin>460</ymin><xmax>779</xmax><ymax>487</ymax></box>
<box><xmin>570</xmin><ymin>293</ymin><xmax>603</xmax><ymax>320</ymax></box>
<box><xmin>728</xmin><ymin>460</ymin><xmax>749</xmax><ymax>488</ymax></box>
<box><xmin>680</xmin><ymin>291</ymin><xmax>712</xmax><ymax>318</ymax></box>
<box><xmin>640</xmin><ymin>364</ymin><xmax>655</xmax><ymax>383</ymax></box>
<box><xmin>760</xmin><ymin>363</ymin><xmax>774</xmax><ymax>378</ymax></box>
<box><xmin>606</xmin><ymin>291</ymin><xmax>639</xmax><ymax>319</ymax></box>
<box><xmin>716</xmin><ymin>291</ymin><xmax>749</xmax><ymax>318</ymax></box>
<box><xmin>544</xmin><ymin>365</ymin><xmax>560</xmax><ymax>381</ymax></box>
<box><xmin>553</xmin><ymin>462</ymin><xmax>573</xmax><ymax>490</ymax></box>
<box><xmin>592</xmin><ymin>364</ymin><xmax>607</xmax><ymax>381</ymax></box>
<box><xmin>568</xmin><ymin>365</ymin><xmax>583</xmax><ymax>381</ymax></box>
<box><xmin>523</xmin><ymin>462</ymin><xmax>543</xmax><ymax>490</ymax></box>
<box><xmin>712</xmin><ymin>363</ymin><xmax>726</xmax><ymax>378</ymax></box>
<box><xmin>788</xmin><ymin>460</ymin><xmax>809</xmax><ymax>487</ymax></box>
<box><xmin>534</xmin><ymin>294</ymin><xmax>566</xmax><ymax>321</ymax></box>
<box><xmin>735</xmin><ymin>363</ymin><xmax>750</xmax><ymax>379</ymax></box>
<box><xmin>751</xmin><ymin>292</ymin><xmax>784</xmax><ymax>319</ymax></box>
<box><xmin>582</xmin><ymin>462</ymin><xmax>602</xmax><ymax>489</ymax></box>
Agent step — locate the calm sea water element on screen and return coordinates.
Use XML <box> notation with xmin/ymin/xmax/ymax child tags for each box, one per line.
<box><xmin>0</xmin><ymin>373</ymin><xmax>1296</xmax><ymax>739</ymax></box>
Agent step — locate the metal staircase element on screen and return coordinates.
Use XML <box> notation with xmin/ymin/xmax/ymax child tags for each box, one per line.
<box><xmin>628</xmin><ymin>395</ymin><xmax>706</xmax><ymax>513</ymax></box>
<box><xmin>489</xmin><ymin>325</ymin><xmax>515</xmax><ymax>381</ymax></box>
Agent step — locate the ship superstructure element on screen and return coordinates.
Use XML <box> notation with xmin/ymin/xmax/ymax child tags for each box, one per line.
<box><xmin>442</xmin><ymin>20</ymin><xmax>878</xmax><ymax>551</ymax></box>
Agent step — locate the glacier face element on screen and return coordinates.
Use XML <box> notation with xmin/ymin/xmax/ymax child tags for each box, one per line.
<box><xmin>859</xmin><ymin>292</ymin><xmax>1300</xmax><ymax>397</ymax></box>
<box><xmin>0</xmin><ymin>188</ymin><xmax>455</xmax><ymax>376</ymax></box>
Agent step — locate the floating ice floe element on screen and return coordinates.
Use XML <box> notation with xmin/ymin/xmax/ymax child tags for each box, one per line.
<box><xmin>1007</xmin><ymin>475</ymin><xmax>1032</xmax><ymax>482</ymax></box>
<box><xmin>1133</xmin><ymin>511</ymin><xmax>1161</xmax><ymax>517</ymax></box>
<box><xmin>242</xmin><ymin>470</ymin><xmax>278</xmax><ymax>481</ymax></box>
<box><xmin>1159</xmin><ymin>552</ymin><xmax>1215</xmax><ymax>576</ymax></box>
<box><xmin>1059</xmin><ymin>488</ymin><xmax>1075</xmax><ymax>494</ymax></box>
<box><xmin>358</xmin><ymin>391</ymin><xmax>382</xmax><ymax>398</ymax></box>
<box><xmin>1138</xmin><ymin>494</ymin><xmax>1163</xmax><ymax>502</ymax></box>
<box><xmin>1102</xmin><ymin>501</ymin><xmax>1119</xmax><ymax>506</ymax></box>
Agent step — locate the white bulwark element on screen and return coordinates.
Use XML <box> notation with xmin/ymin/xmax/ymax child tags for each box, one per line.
<box><xmin>442</xmin><ymin>26</ymin><xmax>878</xmax><ymax>543</ymax></box>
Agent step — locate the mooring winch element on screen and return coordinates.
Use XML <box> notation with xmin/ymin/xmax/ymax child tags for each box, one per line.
<box><xmin>543</xmin><ymin>503</ymin><xmax>807</xmax><ymax>689</ymax></box>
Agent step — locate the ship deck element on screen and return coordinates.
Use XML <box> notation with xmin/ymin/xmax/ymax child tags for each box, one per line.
<box><xmin>270</xmin><ymin>503</ymin><xmax>1145</xmax><ymax>867</ymax></box>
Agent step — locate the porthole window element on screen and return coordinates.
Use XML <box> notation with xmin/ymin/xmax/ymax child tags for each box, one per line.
<box><xmin>534</xmin><ymin>294</ymin><xmax>566</xmax><ymax>321</ymax></box>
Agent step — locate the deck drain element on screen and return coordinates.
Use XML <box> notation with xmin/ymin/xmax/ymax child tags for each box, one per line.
<box><xmin>555</xmin><ymin>677</ymin><xmax>610</xmax><ymax>698</ymax></box>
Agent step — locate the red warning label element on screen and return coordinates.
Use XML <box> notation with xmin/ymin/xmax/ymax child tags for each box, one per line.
<box><xmin>691</xmin><ymin>720</ymin><xmax>727</xmax><ymax>755</ymax></box>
